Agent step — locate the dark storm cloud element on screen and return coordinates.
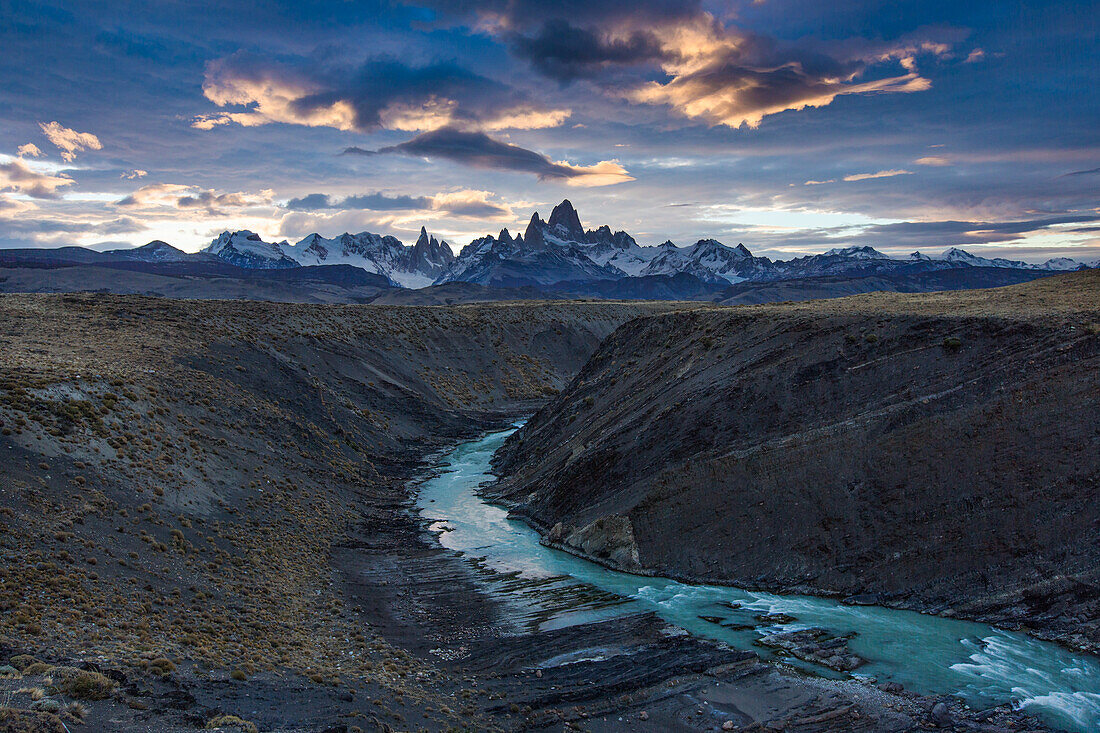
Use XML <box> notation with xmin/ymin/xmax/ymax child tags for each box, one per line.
<box><xmin>511</xmin><ymin>20</ymin><xmax>664</xmax><ymax>81</ymax></box>
<box><xmin>344</xmin><ymin>128</ymin><xmax>632</xmax><ymax>185</ymax></box>
<box><xmin>285</xmin><ymin>192</ymin><xmax>432</xmax><ymax>211</ymax></box>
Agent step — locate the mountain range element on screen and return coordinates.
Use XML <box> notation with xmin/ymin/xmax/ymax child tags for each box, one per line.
<box><xmin>197</xmin><ymin>199</ymin><xmax>1093</xmax><ymax>287</ymax></box>
<box><xmin>1</xmin><ymin>199</ymin><xmax>1094</xmax><ymax>302</ymax></box>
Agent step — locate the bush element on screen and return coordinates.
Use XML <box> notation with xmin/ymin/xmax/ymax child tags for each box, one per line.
<box><xmin>206</xmin><ymin>714</ymin><xmax>258</xmax><ymax>733</ymax></box>
<box><xmin>0</xmin><ymin>708</ymin><xmax>66</xmax><ymax>733</ymax></box>
<box><xmin>942</xmin><ymin>336</ymin><xmax>963</xmax><ymax>352</ymax></box>
<box><xmin>49</xmin><ymin>666</ymin><xmax>117</xmax><ymax>700</ymax></box>
<box><xmin>21</xmin><ymin>663</ymin><xmax>51</xmax><ymax>676</ymax></box>
<box><xmin>8</xmin><ymin>655</ymin><xmax>41</xmax><ymax>672</ymax></box>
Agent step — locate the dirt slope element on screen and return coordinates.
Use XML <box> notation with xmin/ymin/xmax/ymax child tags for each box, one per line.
<box><xmin>0</xmin><ymin>293</ymin><xmax>675</xmax><ymax>730</ymax></box>
<box><xmin>489</xmin><ymin>271</ymin><xmax>1100</xmax><ymax>654</ymax></box>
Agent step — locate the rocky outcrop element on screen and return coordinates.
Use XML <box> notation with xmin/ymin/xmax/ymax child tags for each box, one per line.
<box><xmin>546</xmin><ymin>514</ymin><xmax>643</xmax><ymax>572</ymax></box>
<box><xmin>488</xmin><ymin>272</ymin><xmax>1100</xmax><ymax>653</ymax></box>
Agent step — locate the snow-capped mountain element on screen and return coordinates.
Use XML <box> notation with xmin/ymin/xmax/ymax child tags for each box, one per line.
<box><xmin>204</xmin><ymin>228</ymin><xmax>454</xmax><ymax>287</ymax></box>
<box><xmin>435</xmin><ymin>202</ymin><xmax>639</xmax><ymax>286</ymax></box>
<box><xmin>639</xmin><ymin>239</ymin><xmax>767</xmax><ymax>284</ymax></box>
<box><xmin>435</xmin><ymin>200</ymin><xmax>766</xmax><ymax>286</ymax></box>
<box><xmin>205</xmin><ymin>231</ymin><xmax>298</xmax><ymax>269</ymax></box>
<box><xmin>940</xmin><ymin>247</ymin><xmax>1086</xmax><ymax>271</ymax></box>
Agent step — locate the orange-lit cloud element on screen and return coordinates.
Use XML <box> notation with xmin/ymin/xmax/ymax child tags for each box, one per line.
<box><xmin>842</xmin><ymin>169</ymin><xmax>913</xmax><ymax>181</ymax></box>
<box><xmin>39</xmin><ymin>121</ymin><xmax>102</xmax><ymax>162</ymax></box>
<box><xmin>0</xmin><ymin>158</ymin><xmax>75</xmax><ymax>199</ymax></box>
<box><xmin>115</xmin><ymin>183</ymin><xmax>275</xmax><ymax>215</ymax></box>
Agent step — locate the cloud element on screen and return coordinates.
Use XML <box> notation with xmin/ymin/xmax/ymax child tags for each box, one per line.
<box><xmin>856</xmin><ymin>214</ymin><xmax>1100</xmax><ymax>248</ymax></box>
<box><xmin>16</xmin><ymin>143</ymin><xmax>42</xmax><ymax>158</ymax></box>
<box><xmin>0</xmin><ymin>195</ymin><xmax>36</xmax><ymax>215</ymax></box>
<box><xmin>842</xmin><ymin>169</ymin><xmax>912</xmax><ymax>181</ymax></box>
<box><xmin>914</xmin><ymin>156</ymin><xmax>950</xmax><ymax>166</ymax></box>
<box><xmin>424</xmin><ymin>1</ymin><xmax>949</xmax><ymax>129</ymax></box>
<box><xmin>115</xmin><ymin>183</ymin><xmax>274</xmax><ymax>215</ymax></box>
<box><xmin>429</xmin><ymin>189</ymin><xmax>514</xmax><ymax>217</ymax></box>
<box><xmin>512</xmin><ymin>20</ymin><xmax>665</xmax><ymax>81</ymax></box>
<box><xmin>418</xmin><ymin>0</ymin><xmax>702</xmax><ymax>31</ymax></box>
<box><xmin>286</xmin><ymin>192</ymin><xmax>432</xmax><ymax>211</ymax></box>
<box><xmin>194</xmin><ymin>52</ymin><xmax>570</xmax><ymax>133</ymax></box>
<box><xmin>627</xmin><ymin>22</ymin><xmax>943</xmax><ymax>128</ymax></box>
<box><xmin>121</xmin><ymin>169</ymin><xmax>148</xmax><ymax>179</ymax></box>
<box><xmin>0</xmin><ymin>159</ymin><xmax>75</xmax><ymax>199</ymax></box>
<box><xmin>346</xmin><ymin>128</ymin><xmax>633</xmax><ymax>186</ymax></box>
<box><xmin>285</xmin><ymin>189</ymin><xmax>513</xmax><ymax>218</ymax></box>
<box><xmin>39</xmin><ymin>122</ymin><xmax>102</xmax><ymax>162</ymax></box>
<box><xmin>1062</xmin><ymin>166</ymin><xmax>1100</xmax><ymax>178</ymax></box>
<box><xmin>803</xmin><ymin>179</ymin><xmax>835</xmax><ymax>185</ymax></box>
<box><xmin>0</xmin><ymin>215</ymin><xmax>146</xmax><ymax>237</ymax></box>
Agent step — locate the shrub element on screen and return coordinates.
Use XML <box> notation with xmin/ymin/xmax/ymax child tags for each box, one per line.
<box><xmin>49</xmin><ymin>666</ymin><xmax>117</xmax><ymax>700</ymax></box>
<box><xmin>21</xmin><ymin>663</ymin><xmax>51</xmax><ymax>676</ymax></box>
<box><xmin>942</xmin><ymin>336</ymin><xmax>963</xmax><ymax>352</ymax></box>
<box><xmin>9</xmin><ymin>655</ymin><xmax>41</xmax><ymax>672</ymax></box>
<box><xmin>0</xmin><ymin>707</ymin><xmax>66</xmax><ymax>733</ymax></box>
<box><xmin>206</xmin><ymin>714</ymin><xmax>258</xmax><ymax>733</ymax></box>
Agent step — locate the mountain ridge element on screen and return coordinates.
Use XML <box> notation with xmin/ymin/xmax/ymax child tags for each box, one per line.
<box><xmin>5</xmin><ymin>200</ymin><xmax>1093</xmax><ymax>294</ymax></box>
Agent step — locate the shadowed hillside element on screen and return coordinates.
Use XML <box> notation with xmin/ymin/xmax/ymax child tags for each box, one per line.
<box><xmin>490</xmin><ymin>271</ymin><xmax>1100</xmax><ymax>655</ymax></box>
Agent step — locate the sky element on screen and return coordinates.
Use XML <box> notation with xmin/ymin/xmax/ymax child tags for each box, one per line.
<box><xmin>0</xmin><ymin>0</ymin><xmax>1097</xmax><ymax>262</ymax></box>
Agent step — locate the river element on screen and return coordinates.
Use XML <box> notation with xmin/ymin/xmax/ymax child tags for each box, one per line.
<box><xmin>417</xmin><ymin>427</ymin><xmax>1100</xmax><ymax>732</ymax></box>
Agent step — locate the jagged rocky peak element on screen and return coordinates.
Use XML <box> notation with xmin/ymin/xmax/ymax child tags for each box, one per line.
<box><xmin>415</xmin><ymin>226</ymin><xmax>431</xmax><ymax>248</ymax></box>
<box><xmin>547</xmin><ymin>199</ymin><xmax>585</xmax><ymax>241</ymax></box>
<box><xmin>524</xmin><ymin>211</ymin><xmax>547</xmax><ymax>248</ymax></box>
<box><xmin>498</xmin><ymin>228</ymin><xmax>513</xmax><ymax>245</ymax></box>
<box><xmin>411</xmin><ymin>226</ymin><xmax>454</xmax><ymax>268</ymax></box>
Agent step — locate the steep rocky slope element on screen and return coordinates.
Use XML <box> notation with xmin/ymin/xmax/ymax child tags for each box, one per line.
<box><xmin>0</xmin><ymin>294</ymin><xmax>674</xmax><ymax>730</ymax></box>
<box><xmin>489</xmin><ymin>271</ymin><xmax>1100</xmax><ymax>654</ymax></box>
